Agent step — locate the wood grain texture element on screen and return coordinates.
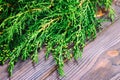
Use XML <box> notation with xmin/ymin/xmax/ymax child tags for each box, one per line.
<box><xmin>0</xmin><ymin>2</ymin><xmax>120</xmax><ymax>80</ymax></box>
<box><xmin>0</xmin><ymin>48</ymin><xmax>56</xmax><ymax>80</ymax></box>
<box><xmin>110</xmin><ymin>73</ymin><xmax>120</xmax><ymax>80</ymax></box>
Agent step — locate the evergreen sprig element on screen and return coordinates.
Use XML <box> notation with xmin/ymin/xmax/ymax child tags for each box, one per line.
<box><xmin>0</xmin><ymin>0</ymin><xmax>114</xmax><ymax>76</ymax></box>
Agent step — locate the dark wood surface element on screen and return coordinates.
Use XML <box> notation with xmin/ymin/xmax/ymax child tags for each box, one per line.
<box><xmin>0</xmin><ymin>2</ymin><xmax>120</xmax><ymax>80</ymax></box>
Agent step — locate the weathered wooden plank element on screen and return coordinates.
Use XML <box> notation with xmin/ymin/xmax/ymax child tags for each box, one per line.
<box><xmin>0</xmin><ymin>48</ymin><xmax>56</xmax><ymax>80</ymax></box>
<box><xmin>80</xmin><ymin>49</ymin><xmax>120</xmax><ymax>80</ymax></box>
<box><xmin>0</xmin><ymin>64</ymin><xmax>9</xmax><ymax>80</ymax></box>
<box><xmin>10</xmin><ymin>50</ymin><xmax>53</xmax><ymax>80</ymax></box>
<box><xmin>110</xmin><ymin>73</ymin><xmax>120</xmax><ymax>80</ymax></box>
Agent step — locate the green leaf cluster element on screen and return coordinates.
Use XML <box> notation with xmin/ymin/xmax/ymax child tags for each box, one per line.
<box><xmin>0</xmin><ymin>0</ymin><xmax>114</xmax><ymax>76</ymax></box>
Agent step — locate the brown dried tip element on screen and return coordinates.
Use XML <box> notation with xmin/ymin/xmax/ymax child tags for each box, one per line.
<box><xmin>96</xmin><ymin>7</ymin><xmax>108</xmax><ymax>18</ymax></box>
<box><xmin>0</xmin><ymin>32</ymin><xmax>2</xmax><ymax>35</ymax></box>
<box><xmin>7</xmin><ymin>3</ymin><xmax>12</xmax><ymax>7</ymax></box>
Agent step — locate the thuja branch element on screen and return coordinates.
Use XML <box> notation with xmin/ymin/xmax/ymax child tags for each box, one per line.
<box><xmin>38</xmin><ymin>17</ymin><xmax>60</xmax><ymax>32</ymax></box>
<box><xmin>0</xmin><ymin>5</ymin><xmax>52</xmax><ymax>27</ymax></box>
<box><xmin>0</xmin><ymin>0</ymin><xmax>114</xmax><ymax>77</ymax></box>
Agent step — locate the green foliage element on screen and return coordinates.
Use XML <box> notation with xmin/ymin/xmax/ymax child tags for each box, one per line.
<box><xmin>0</xmin><ymin>0</ymin><xmax>114</xmax><ymax>76</ymax></box>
